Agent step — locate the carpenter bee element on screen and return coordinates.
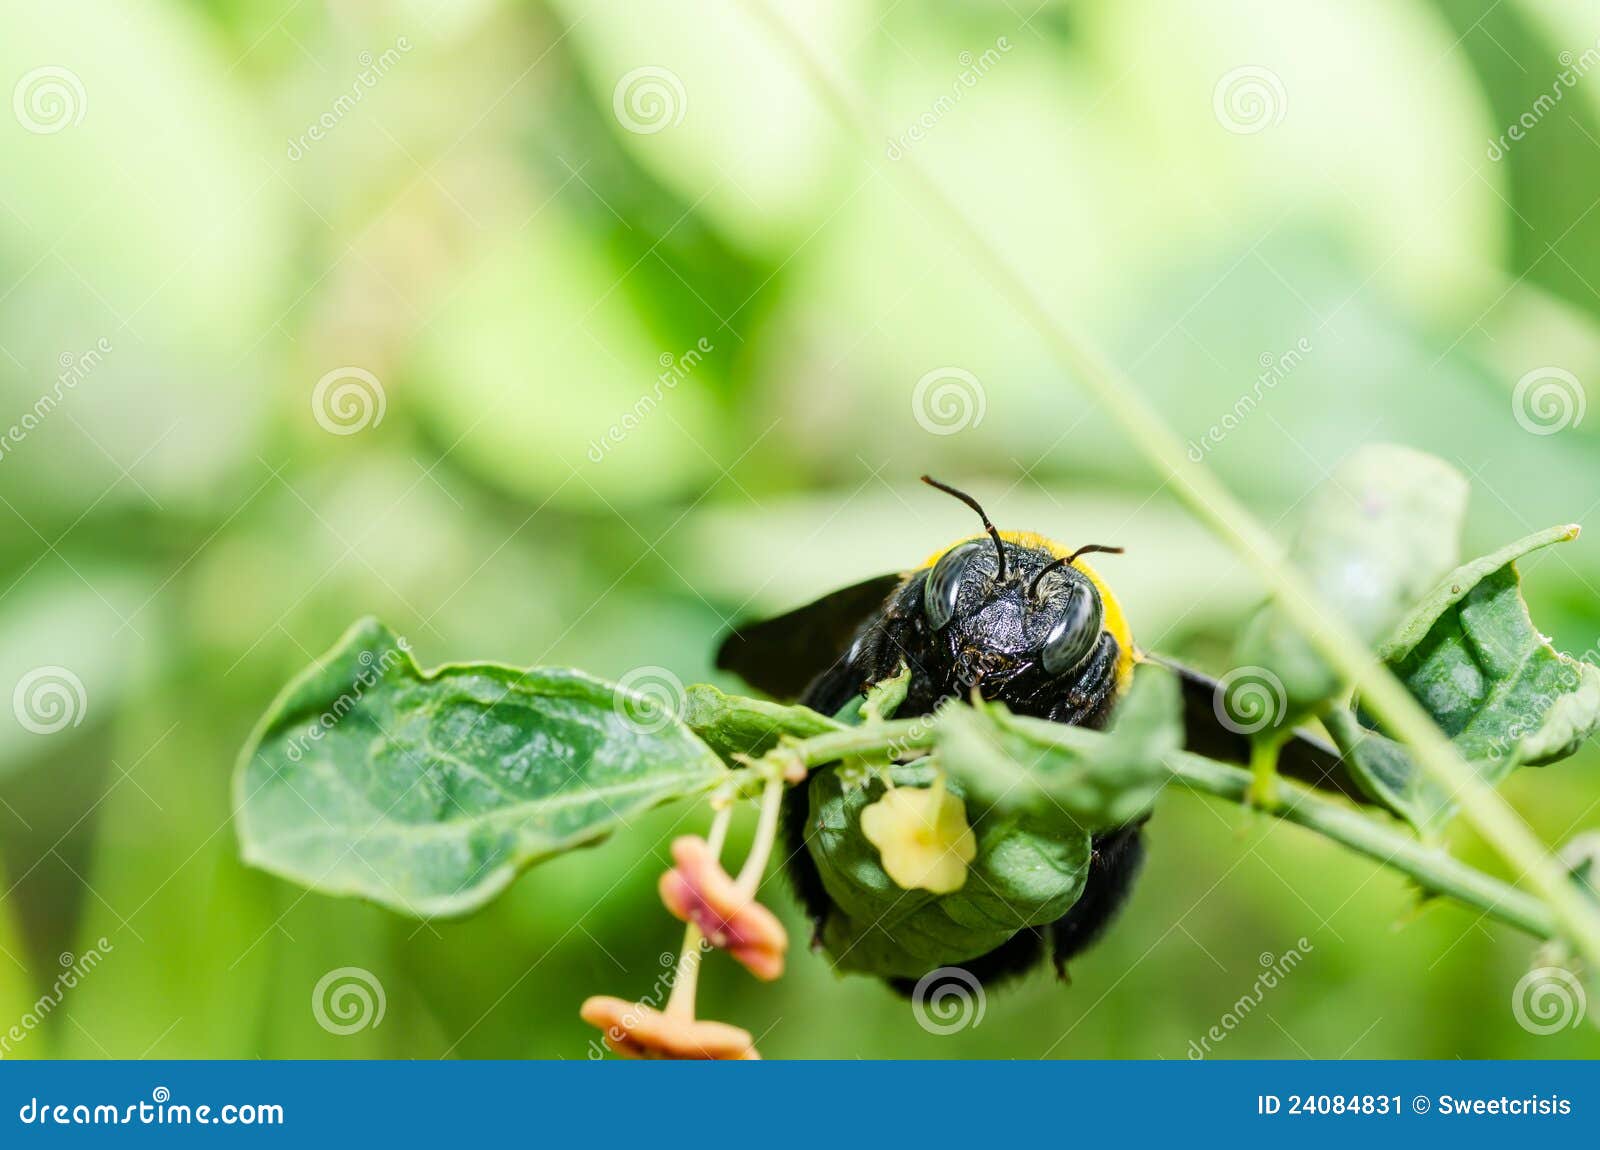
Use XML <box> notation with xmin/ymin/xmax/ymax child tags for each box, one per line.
<box><xmin>717</xmin><ymin>476</ymin><xmax>1362</xmax><ymax>993</ymax></box>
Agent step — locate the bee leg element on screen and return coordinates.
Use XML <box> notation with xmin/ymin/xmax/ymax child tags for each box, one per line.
<box><xmin>1049</xmin><ymin>823</ymin><xmax>1147</xmax><ymax>970</ymax></box>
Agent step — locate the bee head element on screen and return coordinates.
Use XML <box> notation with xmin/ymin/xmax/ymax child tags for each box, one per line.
<box><xmin>919</xmin><ymin>476</ymin><xmax>1123</xmax><ymax>688</ymax></box>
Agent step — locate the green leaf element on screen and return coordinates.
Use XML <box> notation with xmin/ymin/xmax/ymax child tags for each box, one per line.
<box><xmin>409</xmin><ymin>213</ymin><xmax>725</xmax><ymax>509</ymax></box>
<box><xmin>1377</xmin><ymin>524</ymin><xmax>1582</xmax><ymax>662</ymax></box>
<box><xmin>936</xmin><ymin>664</ymin><xmax>1184</xmax><ymax>831</ymax></box>
<box><xmin>806</xmin><ymin>762</ymin><xmax>1092</xmax><ymax>979</ymax></box>
<box><xmin>857</xmin><ymin>663</ymin><xmax>912</xmax><ymax>724</ymax></box>
<box><xmin>679</xmin><ymin>683</ymin><xmax>839</xmax><ymax>762</ymax></box>
<box><xmin>234</xmin><ymin>618</ymin><xmax>725</xmax><ymax>918</ymax></box>
<box><xmin>1328</xmin><ymin>526</ymin><xmax>1600</xmax><ymax>834</ymax></box>
<box><xmin>1232</xmin><ymin>444</ymin><xmax>1468</xmax><ymax>726</ymax></box>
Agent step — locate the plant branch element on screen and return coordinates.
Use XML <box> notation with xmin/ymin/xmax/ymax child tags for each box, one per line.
<box><xmin>744</xmin><ymin>0</ymin><xmax>1600</xmax><ymax>965</ymax></box>
<box><xmin>751</xmin><ymin>716</ymin><xmax>1558</xmax><ymax>942</ymax></box>
<box><xmin>1165</xmin><ymin>751</ymin><xmax>1556</xmax><ymax>940</ymax></box>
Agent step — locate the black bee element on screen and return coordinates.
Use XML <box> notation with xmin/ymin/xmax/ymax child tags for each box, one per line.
<box><xmin>717</xmin><ymin>477</ymin><xmax>1363</xmax><ymax>993</ymax></box>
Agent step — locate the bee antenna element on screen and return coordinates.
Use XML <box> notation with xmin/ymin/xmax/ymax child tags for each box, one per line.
<box><xmin>920</xmin><ymin>475</ymin><xmax>1007</xmax><ymax>582</ymax></box>
<box><xmin>1028</xmin><ymin>544</ymin><xmax>1125</xmax><ymax>598</ymax></box>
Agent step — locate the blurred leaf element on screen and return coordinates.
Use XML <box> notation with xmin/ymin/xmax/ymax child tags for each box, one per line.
<box><xmin>0</xmin><ymin>0</ymin><xmax>290</xmax><ymax>509</ymax></box>
<box><xmin>532</xmin><ymin>68</ymin><xmax>766</xmax><ymax>370</ymax></box>
<box><xmin>1327</xmin><ymin>525</ymin><xmax>1600</xmax><ymax>833</ymax></box>
<box><xmin>235</xmin><ymin>618</ymin><xmax>725</xmax><ymax>917</ymax></box>
<box><xmin>938</xmin><ymin>664</ymin><xmax>1182</xmax><ymax>830</ymax></box>
<box><xmin>1119</xmin><ymin>231</ymin><xmax>1600</xmax><ymax>545</ymax></box>
<box><xmin>1430</xmin><ymin>0</ymin><xmax>1600</xmax><ymax>325</ymax></box>
<box><xmin>808</xmin><ymin>760</ymin><xmax>1092</xmax><ymax>979</ymax></box>
<box><xmin>410</xmin><ymin>209</ymin><xmax>725</xmax><ymax>506</ymax></box>
<box><xmin>1232</xmin><ymin>444</ymin><xmax>1468</xmax><ymax>726</ymax></box>
<box><xmin>185</xmin><ymin>456</ymin><xmax>576</xmax><ymax>672</ymax></box>
<box><xmin>0</xmin><ymin>566</ymin><xmax>160</xmax><ymax>779</ymax></box>
<box><xmin>549</xmin><ymin>0</ymin><xmax>860</xmax><ymax>253</ymax></box>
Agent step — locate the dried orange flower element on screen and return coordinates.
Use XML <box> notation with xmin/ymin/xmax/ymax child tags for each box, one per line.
<box><xmin>579</xmin><ymin>995</ymin><xmax>759</xmax><ymax>1060</ymax></box>
<box><xmin>658</xmin><ymin>835</ymin><xmax>788</xmax><ymax>980</ymax></box>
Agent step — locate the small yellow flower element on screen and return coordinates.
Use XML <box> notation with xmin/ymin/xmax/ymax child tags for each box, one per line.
<box><xmin>859</xmin><ymin>775</ymin><xmax>977</xmax><ymax>894</ymax></box>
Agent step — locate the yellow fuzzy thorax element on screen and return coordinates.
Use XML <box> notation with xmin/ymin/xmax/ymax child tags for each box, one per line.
<box><xmin>920</xmin><ymin>530</ymin><xmax>1136</xmax><ymax>690</ymax></box>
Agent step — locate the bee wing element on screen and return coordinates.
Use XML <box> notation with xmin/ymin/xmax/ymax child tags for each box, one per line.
<box><xmin>1146</xmin><ymin>654</ymin><xmax>1374</xmax><ymax>806</ymax></box>
<box><xmin>715</xmin><ymin>573</ymin><xmax>904</xmax><ymax>701</ymax></box>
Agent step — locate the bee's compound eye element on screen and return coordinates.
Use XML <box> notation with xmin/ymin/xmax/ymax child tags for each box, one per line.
<box><xmin>1042</xmin><ymin>583</ymin><xmax>1103</xmax><ymax>676</ymax></box>
<box><xmin>923</xmin><ymin>542</ymin><xmax>982</xmax><ymax>631</ymax></box>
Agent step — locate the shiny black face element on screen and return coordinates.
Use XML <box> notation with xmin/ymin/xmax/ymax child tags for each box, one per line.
<box><xmin>917</xmin><ymin>539</ymin><xmax>1106</xmax><ymax>690</ymax></box>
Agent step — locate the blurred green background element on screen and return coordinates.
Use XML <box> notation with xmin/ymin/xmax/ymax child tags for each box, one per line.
<box><xmin>3</xmin><ymin>0</ymin><xmax>1600</xmax><ymax>1059</ymax></box>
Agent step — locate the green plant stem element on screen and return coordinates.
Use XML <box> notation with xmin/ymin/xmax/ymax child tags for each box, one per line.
<box><xmin>734</xmin><ymin>776</ymin><xmax>785</xmax><ymax>896</ymax></box>
<box><xmin>759</xmin><ymin>717</ymin><xmax>1558</xmax><ymax>941</ymax></box>
<box><xmin>783</xmin><ymin>721</ymin><xmax>937</xmax><ymax>769</ymax></box>
<box><xmin>1247</xmin><ymin>731</ymin><xmax>1287</xmax><ymax>811</ymax></box>
<box><xmin>745</xmin><ymin>1</ymin><xmax>1600</xmax><ymax>966</ymax></box>
<box><xmin>1166</xmin><ymin>751</ymin><xmax>1556</xmax><ymax>939</ymax></box>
